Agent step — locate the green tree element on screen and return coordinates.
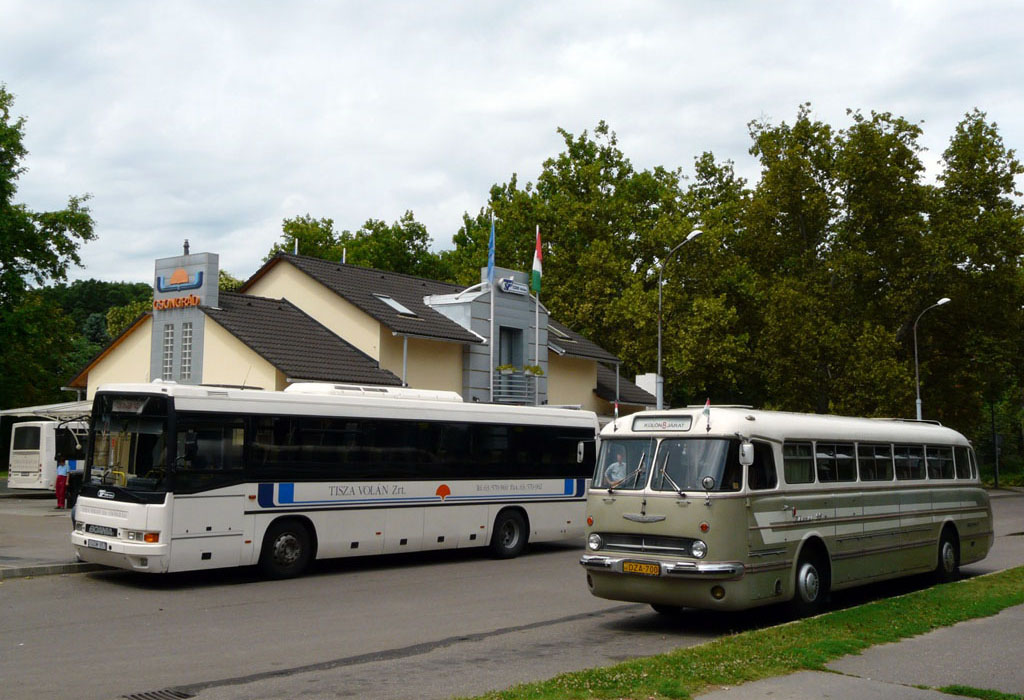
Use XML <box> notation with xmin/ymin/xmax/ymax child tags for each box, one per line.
<box><xmin>106</xmin><ymin>299</ymin><xmax>151</xmax><ymax>338</ymax></box>
<box><xmin>219</xmin><ymin>269</ymin><xmax>244</xmax><ymax>292</ymax></box>
<box><xmin>0</xmin><ymin>85</ymin><xmax>95</xmax><ymax>408</ymax></box>
<box><xmin>926</xmin><ymin>110</ymin><xmax>1024</xmax><ymax>435</ymax></box>
<box><xmin>448</xmin><ymin>122</ymin><xmax>694</xmax><ymax>395</ymax></box>
<box><xmin>267</xmin><ymin>211</ymin><xmax>452</xmax><ymax>280</ymax></box>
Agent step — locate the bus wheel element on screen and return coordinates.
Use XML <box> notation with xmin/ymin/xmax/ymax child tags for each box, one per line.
<box><xmin>935</xmin><ymin>528</ymin><xmax>960</xmax><ymax>583</ymax></box>
<box><xmin>259</xmin><ymin>520</ymin><xmax>312</xmax><ymax>579</ymax></box>
<box><xmin>790</xmin><ymin>551</ymin><xmax>828</xmax><ymax>617</ymax></box>
<box><xmin>489</xmin><ymin>510</ymin><xmax>527</xmax><ymax>559</ymax></box>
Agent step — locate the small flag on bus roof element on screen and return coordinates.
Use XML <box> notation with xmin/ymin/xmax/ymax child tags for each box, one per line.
<box><xmin>703</xmin><ymin>398</ymin><xmax>711</xmax><ymax>432</ymax></box>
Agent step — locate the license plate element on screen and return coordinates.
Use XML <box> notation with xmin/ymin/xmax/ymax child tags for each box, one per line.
<box><xmin>87</xmin><ymin>539</ymin><xmax>107</xmax><ymax>551</ymax></box>
<box><xmin>623</xmin><ymin>561</ymin><xmax>660</xmax><ymax>576</ymax></box>
<box><xmin>87</xmin><ymin>524</ymin><xmax>116</xmax><ymax>537</ymax></box>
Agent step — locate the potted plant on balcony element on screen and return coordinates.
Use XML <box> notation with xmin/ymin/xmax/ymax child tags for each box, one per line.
<box><xmin>523</xmin><ymin>364</ymin><xmax>544</xmax><ymax>377</ymax></box>
<box><xmin>496</xmin><ymin>364</ymin><xmax>516</xmax><ymax>375</ymax></box>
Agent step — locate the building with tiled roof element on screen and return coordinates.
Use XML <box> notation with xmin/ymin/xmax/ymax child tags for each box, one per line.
<box><xmin>68</xmin><ymin>247</ymin><xmax>653</xmax><ymax>417</ymax></box>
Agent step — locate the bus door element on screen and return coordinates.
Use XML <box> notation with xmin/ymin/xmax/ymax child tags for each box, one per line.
<box><xmin>170</xmin><ymin>417</ymin><xmax>247</xmax><ymax>571</ymax></box>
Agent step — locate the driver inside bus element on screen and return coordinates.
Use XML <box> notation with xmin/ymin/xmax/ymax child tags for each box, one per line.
<box><xmin>604</xmin><ymin>448</ymin><xmax>628</xmax><ymax>485</ymax></box>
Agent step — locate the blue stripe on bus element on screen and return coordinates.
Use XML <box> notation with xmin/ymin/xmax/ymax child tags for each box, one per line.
<box><xmin>254</xmin><ymin>481</ymin><xmax>585</xmax><ymax>508</ymax></box>
<box><xmin>257</xmin><ymin>483</ymin><xmax>276</xmax><ymax>507</ymax></box>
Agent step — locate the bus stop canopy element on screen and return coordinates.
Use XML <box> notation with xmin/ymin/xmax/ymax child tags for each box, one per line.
<box><xmin>0</xmin><ymin>400</ymin><xmax>92</xmax><ymax>420</ymax></box>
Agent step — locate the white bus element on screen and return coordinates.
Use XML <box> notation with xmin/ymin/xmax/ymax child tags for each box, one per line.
<box><xmin>71</xmin><ymin>382</ymin><xmax>598</xmax><ymax>577</ymax></box>
<box><xmin>580</xmin><ymin>406</ymin><xmax>994</xmax><ymax>614</ymax></box>
<box><xmin>7</xmin><ymin>420</ymin><xmax>88</xmax><ymax>491</ymax></box>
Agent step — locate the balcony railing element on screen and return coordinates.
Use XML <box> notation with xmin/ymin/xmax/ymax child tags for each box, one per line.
<box><xmin>492</xmin><ymin>371</ymin><xmax>538</xmax><ymax>405</ymax></box>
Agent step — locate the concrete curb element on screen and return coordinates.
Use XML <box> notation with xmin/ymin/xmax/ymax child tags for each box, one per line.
<box><xmin>0</xmin><ymin>562</ymin><xmax>108</xmax><ymax>580</ymax></box>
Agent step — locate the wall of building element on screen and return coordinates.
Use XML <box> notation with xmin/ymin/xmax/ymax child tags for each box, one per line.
<box><xmin>150</xmin><ymin>252</ymin><xmax>218</xmax><ymax>384</ymax></box>
<box><xmin>86</xmin><ymin>316</ymin><xmax>155</xmax><ymax>398</ymax></box>
<box><xmin>463</xmin><ymin>267</ymin><xmax>549</xmax><ymax>404</ymax></box>
<box><xmin>246</xmin><ymin>262</ymin><xmax>383</xmax><ymax>360</ymax></box>
<box><xmin>547</xmin><ymin>354</ymin><xmax>599</xmax><ymax>412</ymax></box>
<box><xmin>379</xmin><ymin>333</ymin><xmax>463</xmax><ymax>394</ymax></box>
<box><xmin>201</xmin><ymin>318</ymin><xmax>281</xmax><ymax>390</ymax></box>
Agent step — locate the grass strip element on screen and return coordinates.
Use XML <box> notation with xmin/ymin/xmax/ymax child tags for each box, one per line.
<box><xmin>938</xmin><ymin>686</ymin><xmax>1022</xmax><ymax>700</ymax></box>
<box><xmin>465</xmin><ymin>566</ymin><xmax>1024</xmax><ymax>700</ymax></box>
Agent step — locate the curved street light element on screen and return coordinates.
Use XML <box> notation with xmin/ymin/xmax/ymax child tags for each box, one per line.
<box><xmin>657</xmin><ymin>228</ymin><xmax>703</xmax><ymax>410</ymax></box>
<box><xmin>913</xmin><ymin>297</ymin><xmax>951</xmax><ymax>420</ymax></box>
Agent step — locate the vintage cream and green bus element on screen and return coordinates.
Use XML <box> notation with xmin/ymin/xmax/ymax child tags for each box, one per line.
<box><xmin>580</xmin><ymin>407</ymin><xmax>993</xmax><ymax>614</ymax></box>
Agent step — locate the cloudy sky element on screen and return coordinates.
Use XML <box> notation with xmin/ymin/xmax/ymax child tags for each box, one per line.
<box><xmin>2</xmin><ymin>1</ymin><xmax>1021</xmax><ymax>284</ymax></box>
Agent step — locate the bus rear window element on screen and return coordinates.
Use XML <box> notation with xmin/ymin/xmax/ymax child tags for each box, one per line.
<box><xmin>12</xmin><ymin>426</ymin><xmax>41</xmax><ymax>451</ymax></box>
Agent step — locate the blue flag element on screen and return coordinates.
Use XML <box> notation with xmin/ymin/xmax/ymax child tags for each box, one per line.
<box><xmin>487</xmin><ymin>215</ymin><xmax>495</xmax><ymax>285</ymax></box>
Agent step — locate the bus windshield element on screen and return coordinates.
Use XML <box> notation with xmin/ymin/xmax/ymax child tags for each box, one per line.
<box><xmin>595</xmin><ymin>437</ymin><xmax>742</xmax><ymax>492</ymax></box>
<box><xmin>651</xmin><ymin>438</ymin><xmax>741</xmax><ymax>492</ymax></box>
<box><xmin>88</xmin><ymin>395</ymin><xmax>170</xmax><ymax>491</ymax></box>
<box><xmin>595</xmin><ymin>438</ymin><xmax>655</xmax><ymax>490</ymax></box>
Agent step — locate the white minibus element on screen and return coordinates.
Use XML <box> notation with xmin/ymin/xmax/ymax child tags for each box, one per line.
<box><xmin>7</xmin><ymin>420</ymin><xmax>87</xmax><ymax>491</ymax></box>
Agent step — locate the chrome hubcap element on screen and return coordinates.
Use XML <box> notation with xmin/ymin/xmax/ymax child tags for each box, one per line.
<box><xmin>941</xmin><ymin>541</ymin><xmax>956</xmax><ymax>573</ymax></box>
<box><xmin>798</xmin><ymin>562</ymin><xmax>820</xmax><ymax>602</ymax></box>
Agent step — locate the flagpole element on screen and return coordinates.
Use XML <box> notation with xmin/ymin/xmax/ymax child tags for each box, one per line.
<box><xmin>534</xmin><ymin>226</ymin><xmax>540</xmax><ymax>406</ymax></box>
<box><xmin>488</xmin><ymin>212</ymin><xmax>496</xmax><ymax>404</ymax></box>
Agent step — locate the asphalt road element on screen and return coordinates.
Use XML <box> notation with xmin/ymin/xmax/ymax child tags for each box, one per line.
<box><xmin>1</xmin><ymin>494</ymin><xmax>1021</xmax><ymax>700</ymax></box>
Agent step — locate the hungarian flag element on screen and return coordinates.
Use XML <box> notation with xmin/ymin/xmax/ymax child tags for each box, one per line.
<box><xmin>531</xmin><ymin>227</ymin><xmax>542</xmax><ymax>293</ymax></box>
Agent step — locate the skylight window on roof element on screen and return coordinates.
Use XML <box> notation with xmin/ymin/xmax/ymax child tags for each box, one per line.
<box><xmin>374</xmin><ymin>294</ymin><xmax>418</xmax><ymax>317</ymax></box>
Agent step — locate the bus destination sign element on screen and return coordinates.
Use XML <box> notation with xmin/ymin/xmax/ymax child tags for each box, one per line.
<box><xmin>632</xmin><ymin>416</ymin><xmax>693</xmax><ymax>432</ymax></box>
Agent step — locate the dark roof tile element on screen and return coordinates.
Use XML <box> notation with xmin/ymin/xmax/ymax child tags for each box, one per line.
<box><xmin>202</xmin><ymin>292</ymin><xmax>401</xmax><ymax>386</ymax></box>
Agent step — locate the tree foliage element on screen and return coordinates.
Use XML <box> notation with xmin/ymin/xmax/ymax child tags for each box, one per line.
<box><xmin>0</xmin><ymin>85</ymin><xmax>96</xmax><ymax>408</ymax></box>
<box><xmin>266</xmin><ymin>211</ymin><xmax>452</xmax><ymax>280</ymax></box>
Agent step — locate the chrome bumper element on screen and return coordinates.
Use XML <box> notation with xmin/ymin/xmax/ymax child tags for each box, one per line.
<box><xmin>579</xmin><ymin>554</ymin><xmax>744</xmax><ymax>579</ymax></box>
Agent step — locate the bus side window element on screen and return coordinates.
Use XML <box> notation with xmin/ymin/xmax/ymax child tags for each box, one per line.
<box><xmin>954</xmin><ymin>446</ymin><xmax>971</xmax><ymax>479</ymax></box>
<box><xmin>783</xmin><ymin>442</ymin><xmax>814</xmax><ymax>484</ymax></box>
<box><xmin>747</xmin><ymin>442</ymin><xmax>778</xmax><ymax>490</ymax></box>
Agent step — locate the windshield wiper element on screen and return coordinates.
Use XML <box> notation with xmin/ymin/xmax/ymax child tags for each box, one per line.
<box><xmin>608</xmin><ymin>452</ymin><xmax>646</xmax><ymax>493</ymax></box>
<box><xmin>659</xmin><ymin>464</ymin><xmax>686</xmax><ymax>497</ymax></box>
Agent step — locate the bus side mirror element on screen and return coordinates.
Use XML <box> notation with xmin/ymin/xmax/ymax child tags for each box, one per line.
<box><xmin>577</xmin><ymin>441</ymin><xmax>585</xmax><ymax>464</ymax></box>
<box><xmin>739</xmin><ymin>442</ymin><xmax>754</xmax><ymax>467</ymax></box>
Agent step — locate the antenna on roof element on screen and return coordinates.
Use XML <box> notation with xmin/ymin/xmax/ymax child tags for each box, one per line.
<box><xmin>183</xmin><ymin>239</ymin><xmax>190</xmax><ymax>255</ymax></box>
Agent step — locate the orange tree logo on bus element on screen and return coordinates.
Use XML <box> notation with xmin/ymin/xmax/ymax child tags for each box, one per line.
<box><xmin>435</xmin><ymin>484</ymin><xmax>451</xmax><ymax>500</ymax></box>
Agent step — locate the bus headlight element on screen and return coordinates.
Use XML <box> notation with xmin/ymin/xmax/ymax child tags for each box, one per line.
<box><xmin>125</xmin><ymin>530</ymin><xmax>160</xmax><ymax>543</ymax></box>
<box><xmin>691</xmin><ymin>540</ymin><xmax>707</xmax><ymax>559</ymax></box>
<box><xmin>74</xmin><ymin>521</ymin><xmax>84</xmax><ymax>533</ymax></box>
<box><xmin>587</xmin><ymin>533</ymin><xmax>603</xmax><ymax>551</ymax></box>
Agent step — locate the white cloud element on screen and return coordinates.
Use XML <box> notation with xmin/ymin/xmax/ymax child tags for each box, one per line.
<box><xmin>1</xmin><ymin>0</ymin><xmax>1020</xmax><ymax>283</ymax></box>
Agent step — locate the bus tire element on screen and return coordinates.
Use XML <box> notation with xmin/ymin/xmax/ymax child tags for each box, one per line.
<box><xmin>790</xmin><ymin>549</ymin><xmax>829</xmax><ymax>617</ymax></box>
<box><xmin>489</xmin><ymin>509</ymin><xmax>528</xmax><ymax>559</ymax></box>
<box><xmin>934</xmin><ymin>527</ymin><xmax>960</xmax><ymax>583</ymax></box>
<box><xmin>259</xmin><ymin>519</ymin><xmax>312</xmax><ymax>579</ymax></box>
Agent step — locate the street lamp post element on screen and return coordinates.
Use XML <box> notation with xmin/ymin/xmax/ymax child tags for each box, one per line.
<box><xmin>657</xmin><ymin>228</ymin><xmax>703</xmax><ymax>410</ymax></box>
<box><xmin>913</xmin><ymin>297</ymin><xmax>951</xmax><ymax>421</ymax></box>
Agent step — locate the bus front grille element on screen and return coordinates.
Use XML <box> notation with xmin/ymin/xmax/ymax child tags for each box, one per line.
<box><xmin>598</xmin><ymin>533</ymin><xmax>698</xmax><ymax>556</ymax></box>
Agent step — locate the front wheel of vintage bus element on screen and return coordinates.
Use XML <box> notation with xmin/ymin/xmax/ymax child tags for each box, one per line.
<box><xmin>259</xmin><ymin>520</ymin><xmax>313</xmax><ymax>579</ymax></box>
<box><xmin>790</xmin><ymin>550</ymin><xmax>829</xmax><ymax>617</ymax></box>
<box><xmin>489</xmin><ymin>509</ymin><xmax>528</xmax><ymax>559</ymax></box>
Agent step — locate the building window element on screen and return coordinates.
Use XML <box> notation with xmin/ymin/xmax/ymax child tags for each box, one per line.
<box><xmin>180</xmin><ymin>322</ymin><xmax>193</xmax><ymax>381</ymax></box>
<box><xmin>499</xmin><ymin>327</ymin><xmax>524</xmax><ymax>368</ymax></box>
<box><xmin>162</xmin><ymin>324</ymin><xmax>175</xmax><ymax>380</ymax></box>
